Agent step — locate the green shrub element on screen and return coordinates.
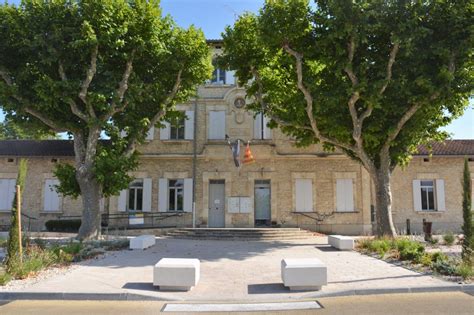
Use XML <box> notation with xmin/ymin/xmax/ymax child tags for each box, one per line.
<box><xmin>45</xmin><ymin>220</ymin><xmax>82</xmax><ymax>232</ymax></box>
<box><xmin>369</xmin><ymin>238</ymin><xmax>392</xmax><ymax>257</ymax></box>
<box><xmin>428</xmin><ymin>238</ymin><xmax>439</xmax><ymax>245</ymax></box>
<box><xmin>0</xmin><ymin>272</ymin><xmax>12</xmax><ymax>286</ymax></box>
<box><xmin>8</xmin><ymin>247</ymin><xmax>55</xmax><ymax>279</ymax></box>
<box><xmin>443</xmin><ymin>232</ymin><xmax>455</xmax><ymax>246</ymax></box>
<box><xmin>418</xmin><ymin>253</ymin><xmax>434</xmax><ymax>266</ymax></box>
<box><xmin>432</xmin><ymin>258</ymin><xmax>457</xmax><ymax>276</ymax></box>
<box><xmin>456</xmin><ymin>262</ymin><xmax>473</xmax><ymax>280</ymax></box>
<box><xmin>394</xmin><ymin>238</ymin><xmax>425</xmax><ymax>261</ymax></box>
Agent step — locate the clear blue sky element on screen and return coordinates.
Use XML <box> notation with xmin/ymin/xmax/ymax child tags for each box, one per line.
<box><xmin>2</xmin><ymin>0</ymin><xmax>473</xmax><ymax>139</ymax></box>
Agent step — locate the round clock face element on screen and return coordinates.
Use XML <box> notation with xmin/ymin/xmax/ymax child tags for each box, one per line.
<box><xmin>234</xmin><ymin>97</ymin><xmax>246</xmax><ymax>109</ymax></box>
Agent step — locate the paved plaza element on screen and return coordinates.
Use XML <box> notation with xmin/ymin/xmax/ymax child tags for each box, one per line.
<box><xmin>0</xmin><ymin>237</ymin><xmax>462</xmax><ymax>301</ymax></box>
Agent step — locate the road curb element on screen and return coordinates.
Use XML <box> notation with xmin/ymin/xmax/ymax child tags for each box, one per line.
<box><xmin>1</xmin><ymin>284</ymin><xmax>473</xmax><ymax>301</ymax></box>
<box><xmin>303</xmin><ymin>284</ymin><xmax>474</xmax><ymax>299</ymax></box>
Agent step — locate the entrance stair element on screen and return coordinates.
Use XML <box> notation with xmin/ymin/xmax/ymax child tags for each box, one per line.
<box><xmin>165</xmin><ymin>228</ymin><xmax>317</xmax><ymax>241</ymax></box>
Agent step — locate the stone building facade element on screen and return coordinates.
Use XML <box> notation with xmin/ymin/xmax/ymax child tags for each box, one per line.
<box><xmin>0</xmin><ymin>43</ymin><xmax>473</xmax><ymax>235</ymax></box>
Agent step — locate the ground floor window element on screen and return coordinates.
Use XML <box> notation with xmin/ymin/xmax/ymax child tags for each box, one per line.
<box><xmin>420</xmin><ymin>180</ymin><xmax>436</xmax><ymax>211</ymax></box>
<box><xmin>128</xmin><ymin>180</ymin><xmax>143</xmax><ymax>211</ymax></box>
<box><xmin>168</xmin><ymin>179</ymin><xmax>184</xmax><ymax>211</ymax></box>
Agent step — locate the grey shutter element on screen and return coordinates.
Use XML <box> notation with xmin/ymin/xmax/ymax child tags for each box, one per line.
<box><xmin>158</xmin><ymin>178</ymin><xmax>168</xmax><ymax>212</ymax></box>
<box><xmin>295</xmin><ymin>179</ymin><xmax>312</xmax><ymax>212</ymax></box>
<box><xmin>209</xmin><ymin>111</ymin><xmax>226</xmax><ymax>140</ymax></box>
<box><xmin>44</xmin><ymin>179</ymin><xmax>60</xmax><ymax>212</ymax></box>
<box><xmin>254</xmin><ymin>113</ymin><xmax>262</xmax><ymax>139</ymax></box>
<box><xmin>225</xmin><ymin>70</ymin><xmax>235</xmax><ymax>85</ymax></box>
<box><xmin>145</xmin><ymin>127</ymin><xmax>154</xmax><ymax>141</ymax></box>
<box><xmin>160</xmin><ymin>122</ymin><xmax>170</xmax><ymax>140</ymax></box>
<box><xmin>436</xmin><ymin>179</ymin><xmax>446</xmax><ymax>211</ymax></box>
<box><xmin>336</xmin><ymin>179</ymin><xmax>346</xmax><ymax>212</ymax></box>
<box><xmin>345</xmin><ymin>179</ymin><xmax>354</xmax><ymax>212</ymax></box>
<box><xmin>184</xmin><ymin>110</ymin><xmax>194</xmax><ymax>140</ymax></box>
<box><xmin>183</xmin><ymin>178</ymin><xmax>193</xmax><ymax>212</ymax></box>
<box><xmin>118</xmin><ymin>189</ymin><xmax>127</xmax><ymax>212</ymax></box>
<box><xmin>142</xmin><ymin>178</ymin><xmax>152</xmax><ymax>212</ymax></box>
<box><xmin>413</xmin><ymin>180</ymin><xmax>422</xmax><ymax>211</ymax></box>
<box><xmin>263</xmin><ymin>115</ymin><xmax>272</xmax><ymax>139</ymax></box>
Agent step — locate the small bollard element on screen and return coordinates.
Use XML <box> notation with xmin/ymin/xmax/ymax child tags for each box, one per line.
<box><xmin>406</xmin><ymin>219</ymin><xmax>411</xmax><ymax>235</ymax></box>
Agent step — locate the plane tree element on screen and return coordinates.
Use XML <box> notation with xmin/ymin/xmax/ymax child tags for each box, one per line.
<box><xmin>220</xmin><ymin>0</ymin><xmax>473</xmax><ymax>236</ymax></box>
<box><xmin>0</xmin><ymin>0</ymin><xmax>211</xmax><ymax>239</ymax></box>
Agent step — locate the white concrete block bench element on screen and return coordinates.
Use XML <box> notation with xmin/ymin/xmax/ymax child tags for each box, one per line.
<box><xmin>153</xmin><ymin>258</ymin><xmax>200</xmax><ymax>291</ymax></box>
<box><xmin>281</xmin><ymin>258</ymin><xmax>327</xmax><ymax>291</ymax></box>
<box><xmin>129</xmin><ymin>235</ymin><xmax>155</xmax><ymax>250</ymax></box>
<box><xmin>328</xmin><ymin>235</ymin><xmax>354</xmax><ymax>250</ymax></box>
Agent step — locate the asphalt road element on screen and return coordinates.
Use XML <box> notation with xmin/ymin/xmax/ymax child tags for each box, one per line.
<box><xmin>0</xmin><ymin>292</ymin><xmax>472</xmax><ymax>314</ymax></box>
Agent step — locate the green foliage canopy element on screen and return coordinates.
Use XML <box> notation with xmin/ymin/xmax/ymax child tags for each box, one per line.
<box><xmin>220</xmin><ymin>0</ymin><xmax>473</xmax><ymax>169</ymax></box>
<box><xmin>0</xmin><ymin>0</ymin><xmax>212</xmax><ymax>198</ymax></box>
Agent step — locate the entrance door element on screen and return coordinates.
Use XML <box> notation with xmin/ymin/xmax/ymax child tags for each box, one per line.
<box><xmin>209</xmin><ymin>180</ymin><xmax>225</xmax><ymax>228</ymax></box>
<box><xmin>254</xmin><ymin>180</ymin><xmax>271</xmax><ymax>226</ymax></box>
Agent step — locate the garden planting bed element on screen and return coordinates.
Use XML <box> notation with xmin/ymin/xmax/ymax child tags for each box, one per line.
<box><xmin>356</xmin><ymin>235</ymin><xmax>472</xmax><ymax>284</ymax></box>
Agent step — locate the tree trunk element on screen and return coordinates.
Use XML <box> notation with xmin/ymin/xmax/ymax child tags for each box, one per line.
<box><xmin>76</xmin><ymin>173</ymin><xmax>102</xmax><ymax>240</ymax></box>
<box><xmin>372</xmin><ymin>166</ymin><xmax>398</xmax><ymax>237</ymax></box>
<box><xmin>73</xmin><ymin>129</ymin><xmax>103</xmax><ymax>240</ymax></box>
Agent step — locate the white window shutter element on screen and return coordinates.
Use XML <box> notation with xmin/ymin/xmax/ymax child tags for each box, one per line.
<box><xmin>413</xmin><ymin>180</ymin><xmax>422</xmax><ymax>211</ymax></box>
<box><xmin>345</xmin><ymin>179</ymin><xmax>354</xmax><ymax>212</ymax></box>
<box><xmin>263</xmin><ymin>115</ymin><xmax>272</xmax><ymax>139</ymax></box>
<box><xmin>436</xmin><ymin>179</ymin><xmax>446</xmax><ymax>211</ymax></box>
<box><xmin>44</xmin><ymin>179</ymin><xmax>60</xmax><ymax>212</ymax></box>
<box><xmin>295</xmin><ymin>179</ymin><xmax>312</xmax><ymax>212</ymax></box>
<box><xmin>254</xmin><ymin>113</ymin><xmax>262</xmax><ymax>139</ymax></box>
<box><xmin>225</xmin><ymin>70</ymin><xmax>235</xmax><ymax>85</ymax></box>
<box><xmin>185</xmin><ymin>110</ymin><xmax>194</xmax><ymax>140</ymax></box>
<box><xmin>158</xmin><ymin>178</ymin><xmax>168</xmax><ymax>212</ymax></box>
<box><xmin>183</xmin><ymin>178</ymin><xmax>193</xmax><ymax>213</ymax></box>
<box><xmin>160</xmin><ymin>122</ymin><xmax>170</xmax><ymax>140</ymax></box>
<box><xmin>118</xmin><ymin>189</ymin><xmax>127</xmax><ymax>212</ymax></box>
<box><xmin>208</xmin><ymin>111</ymin><xmax>226</xmax><ymax>140</ymax></box>
<box><xmin>336</xmin><ymin>179</ymin><xmax>346</xmax><ymax>212</ymax></box>
<box><xmin>145</xmin><ymin>126</ymin><xmax>154</xmax><ymax>141</ymax></box>
<box><xmin>0</xmin><ymin>179</ymin><xmax>15</xmax><ymax>210</ymax></box>
<box><xmin>142</xmin><ymin>178</ymin><xmax>152</xmax><ymax>212</ymax></box>
<box><xmin>9</xmin><ymin>180</ymin><xmax>16</xmax><ymax>210</ymax></box>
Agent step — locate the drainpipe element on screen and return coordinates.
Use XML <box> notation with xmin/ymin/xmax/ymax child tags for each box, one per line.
<box><xmin>192</xmin><ymin>91</ymin><xmax>198</xmax><ymax>228</ymax></box>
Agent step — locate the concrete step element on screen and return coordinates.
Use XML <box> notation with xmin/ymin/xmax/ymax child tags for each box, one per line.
<box><xmin>165</xmin><ymin>228</ymin><xmax>317</xmax><ymax>240</ymax></box>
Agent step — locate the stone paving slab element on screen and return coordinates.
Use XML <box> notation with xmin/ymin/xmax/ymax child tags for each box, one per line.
<box><xmin>0</xmin><ymin>237</ymin><xmax>463</xmax><ymax>301</ymax></box>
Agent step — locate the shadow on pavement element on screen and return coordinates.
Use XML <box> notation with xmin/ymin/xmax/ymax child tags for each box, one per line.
<box><xmin>247</xmin><ymin>283</ymin><xmax>287</xmax><ymax>294</ymax></box>
<box><xmin>122</xmin><ymin>282</ymin><xmax>156</xmax><ymax>292</ymax></box>
<box><xmin>314</xmin><ymin>245</ymin><xmax>340</xmax><ymax>252</ymax></box>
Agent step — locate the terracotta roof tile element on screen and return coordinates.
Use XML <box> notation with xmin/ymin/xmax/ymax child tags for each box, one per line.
<box><xmin>415</xmin><ymin>140</ymin><xmax>474</xmax><ymax>156</ymax></box>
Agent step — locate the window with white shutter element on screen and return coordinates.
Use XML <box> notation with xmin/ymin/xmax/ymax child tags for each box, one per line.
<box><xmin>413</xmin><ymin>179</ymin><xmax>445</xmax><ymax>212</ymax></box>
<box><xmin>145</xmin><ymin>127</ymin><xmax>154</xmax><ymax>141</ymax></box>
<box><xmin>336</xmin><ymin>179</ymin><xmax>354</xmax><ymax>212</ymax></box>
<box><xmin>0</xmin><ymin>179</ymin><xmax>16</xmax><ymax>211</ymax></box>
<box><xmin>208</xmin><ymin>111</ymin><xmax>226</xmax><ymax>140</ymax></box>
<box><xmin>254</xmin><ymin>113</ymin><xmax>272</xmax><ymax>140</ymax></box>
<box><xmin>184</xmin><ymin>110</ymin><xmax>194</xmax><ymax>140</ymax></box>
<box><xmin>43</xmin><ymin>179</ymin><xmax>61</xmax><ymax>212</ymax></box>
<box><xmin>295</xmin><ymin>179</ymin><xmax>313</xmax><ymax>212</ymax></box>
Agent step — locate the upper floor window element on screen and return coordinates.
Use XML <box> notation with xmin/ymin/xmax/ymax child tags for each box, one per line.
<box><xmin>170</xmin><ymin>116</ymin><xmax>186</xmax><ymax>140</ymax></box>
<box><xmin>211</xmin><ymin>67</ymin><xmax>226</xmax><ymax>84</ymax></box>
<box><xmin>160</xmin><ymin>110</ymin><xmax>194</xmax><ymax>140</ymax></box>
<box><xmin>254</xmin><ymin>113</ymin><xmax>272</xmax><ymax>140</ymax></box>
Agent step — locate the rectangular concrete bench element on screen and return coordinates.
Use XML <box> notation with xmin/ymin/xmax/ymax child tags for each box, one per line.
<box><xmin>281</xmin><ymin>258</ymin><xmax>327</xmax><ymax>291</ymax></box>
<box><xmin>328</xmin><ymin>235</ymin><xmax>354</xmax><ymax>250</ymax></box>
<box><xmin>153</xmin><ymin>258</ymin><xmax>200</xmax><ymax>291</ymax></box>
<box><xmin>129</xmin><ymin>235</ymin><xmax>155</xmax><ymax>250</ymax></box>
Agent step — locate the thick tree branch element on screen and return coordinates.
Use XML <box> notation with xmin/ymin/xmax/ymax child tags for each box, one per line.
<box><xmin>58</xmin><ymin>61</ymin><xmax>89</xmax><ymax>122</ymax></box>
<box><xmin>123</xmin><ymin>69</ymin><xmax>183</xmax><ymax>157</ymax></box>
<box><xmin>379</xmin><ymin>42</ymin><xmax>400</xmax><ymax>95</ymax></box>
<box><xmin>104</xmin><ymin>50</ymin><xmax>136</xmax><ymax>121</ymax></box>
<box><xmin>24</xmin><ymin>107</ymin><xmax>67</xmax><ymax>132</ymax></box>
<box><xmin>0</xmin><ymin>69</ymin><xmax>13</xmax><ymax>86</ymax></box>
<box><xmin>281</xmin><ymin>45</ymin><xmax>372</xmax><ymax>163</ymax></box>
<box><xmin>251</xmin><ymin>68</ymin><xmax>313</xmax><ymax>132</ymax></box>
<box><xmin>79</xmin><ymin>45</ymin><xmax>99</xmax><ymax>118</ymax></box>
